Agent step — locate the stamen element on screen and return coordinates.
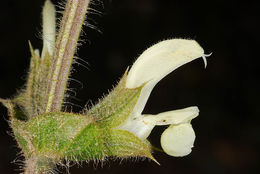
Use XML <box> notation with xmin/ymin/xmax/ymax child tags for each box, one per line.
<box><xmin>202</xmin><ymin>52</ymin><xmax>212</xmax><ymax>68</ymax></box>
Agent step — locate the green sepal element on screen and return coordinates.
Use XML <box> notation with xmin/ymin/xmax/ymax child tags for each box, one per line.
<box><xmin>85</xmin><ymin>70</ymin><xmax>144</xmax><ymax>128</ymax></box>
<box><xmin>0</xmin><ymin>98</ymin><xmax>28</xmax><ymax>121</ymax></box>
<box><xmin>62</xmin><ymin>123</ymin><xmax>105</xmax><ymax>161</ymax></box>
<box><xmin>24</xmin><ymin>42</ymin><xmax>53</xmax><ymax>117</ymax></box>
<box><xmin>0</xmin><ymin>99</ymin><xmax>30</xmax><ymax>154</ymax></box>
<box><xmin>17</xmin><ymin>111</ymin><xmax>154</xmax><ymax>162</ymax></box>
<box><xmin>105</xmin><ymin>129</ymin><xmax>155</xmax><ymax>161</ymax></box>
<box><xmin>1</xmin><ymin>42</ymin><xmax>54</xmax><ymax>120</ymax></box>
<box><xmin>11</xmin><ymin>118</ymin><xmax>31</xmax><ymax>155</ymax></box>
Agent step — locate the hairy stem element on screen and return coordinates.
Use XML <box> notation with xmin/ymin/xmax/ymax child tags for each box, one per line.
<box><xmin>45</xmin><ymin>0</ymin><xmax>90</xmax><ymax>112</ymax></box>
<box><xmin>24</xmin><ymin>156</ymin><xmax>54</xmax><ymax>174</ymax></box>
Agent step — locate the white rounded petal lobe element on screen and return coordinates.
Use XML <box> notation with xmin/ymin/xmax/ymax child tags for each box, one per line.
<box><xmin>161</xmin><ymin>123</ymin><xmax>195</xmax><ymax>157</ymax></box>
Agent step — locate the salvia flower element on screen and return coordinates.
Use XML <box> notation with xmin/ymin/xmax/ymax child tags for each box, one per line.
<box><xmin>117</xmin><ymin>39</ymin><xmax>208</xmax><ymax>157</ymax></box>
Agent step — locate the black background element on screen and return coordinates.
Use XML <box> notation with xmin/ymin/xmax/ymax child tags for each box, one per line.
<box><xmin>0</xmin><ymin>0</ymin><xmax>259</xmax><ymax>174</ymax></box>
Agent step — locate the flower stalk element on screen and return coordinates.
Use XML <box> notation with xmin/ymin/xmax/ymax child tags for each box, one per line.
<box><xmin>45</xmin><ymin>0</ymin><xmax>90</xmax><ymax>112</ymax></box>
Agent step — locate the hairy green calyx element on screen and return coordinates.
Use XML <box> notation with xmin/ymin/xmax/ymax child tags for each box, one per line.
<box><xmin>1</xmin><ymin>70</ymin><xmax>154</xmax><ymax>172</ymax></box>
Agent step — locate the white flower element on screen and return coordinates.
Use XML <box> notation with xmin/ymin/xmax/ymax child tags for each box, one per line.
<box><xmin>117</xmin><ymin>39</ymin><xmax>209</xmax><ymax>157</ymax></box>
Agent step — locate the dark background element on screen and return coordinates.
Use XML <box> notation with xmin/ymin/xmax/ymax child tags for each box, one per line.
<box><xmin>0</xmin><ymin>0</ymin><xmax>259</xmax><ymax>174</ymax></box>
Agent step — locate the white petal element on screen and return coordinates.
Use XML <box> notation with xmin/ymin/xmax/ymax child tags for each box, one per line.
<box><xmin>126</xmin><ymin>39</ymin><xmax>205</xmax><ymax>116</ymax></box>
<box><xmin>117</xmin><ymin>115</ymin><xmax>155</xmax><ymax>140</ymax></box>
<box><xmin>142</xmin><ymin>106</ymin><xmax>199</xmax><ymax>126</ymax></box>
<box><xmin>41</xmin><ymin>0</ymin><xmax>56</xmax><ymax>58</ymax></box>
<box><xmin>118</xmin><ymin>107</ymin><xmax>198</xmax><ymax>141</ymax></box>
<box><xmin>161</xmin><ymin>123</ymin><xmax>195</xmax><ymax>157</ymax></box>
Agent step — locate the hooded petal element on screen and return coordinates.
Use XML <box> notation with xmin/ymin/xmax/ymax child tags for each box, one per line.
<box><xmin>161</xmin><ymin>123</ymin><xmax>195</xmax><ymax>157</ymax></box>
<box><xmin>126</xmin><ymin>39</ymin><xmax>205</xmax><ymax>117</ymax></box>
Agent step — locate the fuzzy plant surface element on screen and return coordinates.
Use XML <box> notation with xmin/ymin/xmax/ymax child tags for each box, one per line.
<box><xmin>0</xmin><ymin>0</ymin><xmax>210</xmax><ymax>174</ymax></box>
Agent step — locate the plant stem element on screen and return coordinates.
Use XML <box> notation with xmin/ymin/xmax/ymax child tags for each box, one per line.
<box><xmin>24</xmin><ymin>156</ymin><xmax>53</xmax><ymax>174</ymax></box>
<box><xmin>45</xmin><ymin>0</ymin><xmax>90</xmax><ymax>112</ymax></box>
